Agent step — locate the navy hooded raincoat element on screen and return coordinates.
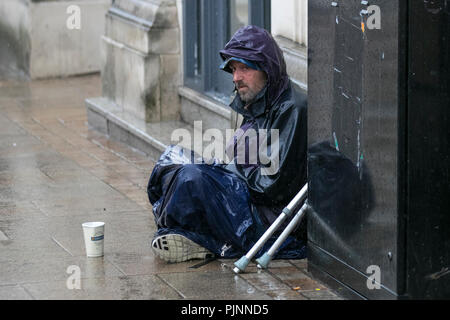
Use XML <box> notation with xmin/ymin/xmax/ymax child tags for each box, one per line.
<box><xmin>147</xmin><ymin>25</ymin><xmax>307</xmax><ymax>259</ymax></box>
<box><xmin>220</xmin><ymin>25</ymin><xmax>307</xmax><ymax>210</ymax></box>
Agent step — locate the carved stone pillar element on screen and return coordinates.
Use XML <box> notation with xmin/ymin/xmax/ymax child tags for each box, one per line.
<box><xmin>100</xmin><ymin>0</ymin><xmax>181</xmax><ymax>122</ymax></box>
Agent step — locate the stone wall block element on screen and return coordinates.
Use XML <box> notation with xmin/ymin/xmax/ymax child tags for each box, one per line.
<box><xmin>102</xmin><ymin>36</ymin><xmax>162</xmax><ymax>122</ymax></box>
<box><xmin>159</xmin><ymin>54</ymin><xmax>180</xmax><ymax>120</ymax></box>
<box><xmin>148</xmin><ymin>27</ymin><xmax>180</xmax><ymax>54</ymax></box>
<box><xmin>113</xmin><ymin>0</ymin><xmax>178</xmax><ymax>28</ymax></box>
<box><xmin>105</xmin><ymin>13</ymin><xmax>150</xmax><ymax>54</ymax></box>
<box><xmin>0</xmin><ymin>0</ymin><xmax>111</xmax><ymax>79</ymax></box>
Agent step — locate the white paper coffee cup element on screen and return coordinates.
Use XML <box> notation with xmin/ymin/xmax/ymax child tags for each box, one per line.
<box><xmin>82</xmin><ymin>222</ymin><xmax>105</xmax><ymax>257</ymax></box>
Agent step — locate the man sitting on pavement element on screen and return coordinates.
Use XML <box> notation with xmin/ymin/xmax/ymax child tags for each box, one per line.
<box><xmin>147</xmin><ymin>25</ymin><xmax>307</xmax><ymax>263</ymax></box>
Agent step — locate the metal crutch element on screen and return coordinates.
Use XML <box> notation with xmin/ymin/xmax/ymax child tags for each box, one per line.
<box><xmin>255</xmin><ymin>201</ymin><xmax>309</xmax><ymax>269</ymax></box>
<box><xmin>233</xmin><ymin>183</ymin><xmax>308</xmax><ymax>274</ymax></box>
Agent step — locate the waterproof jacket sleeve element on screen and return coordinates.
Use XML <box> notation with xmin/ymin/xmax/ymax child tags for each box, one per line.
<box><xmin>226</xmin><ymin>93</ymin><xmax>307</xmax><ymax>207</ymax></box>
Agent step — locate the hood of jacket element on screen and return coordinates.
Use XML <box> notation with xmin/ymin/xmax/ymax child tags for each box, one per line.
<box><xmin>220</xmin><ymin>25</ymin><xmax>290</xmax><ymax>110</ymax></box>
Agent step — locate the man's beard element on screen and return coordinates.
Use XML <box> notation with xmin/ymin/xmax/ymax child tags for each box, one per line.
<box><xmin>235</xmin><ymin>81</ymin><xmax>266</xmax><ymax>103</ymax></box>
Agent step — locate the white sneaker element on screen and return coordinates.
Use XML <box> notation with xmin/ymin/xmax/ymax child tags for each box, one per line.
<box><xmin>151</xmin><ymin>234</ymin><xmax>214</xmax><ymax>263</ymax></box>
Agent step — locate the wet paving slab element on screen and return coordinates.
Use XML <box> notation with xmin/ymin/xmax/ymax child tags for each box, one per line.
<box><xmin>0</xmin><ymin>284</ymin><xmax>34</xmax><ymax>300</ymax></box>
<box><xmin>0</xmin><ymin>75</ymin><xmax>342</xmax><ymax>300</ymax></box>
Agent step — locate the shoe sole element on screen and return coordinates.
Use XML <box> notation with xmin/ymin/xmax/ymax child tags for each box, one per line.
<box><xmin>151</xmin><ymin>234</ymin><xmax>213</xmax><ymax>263</ymax></box>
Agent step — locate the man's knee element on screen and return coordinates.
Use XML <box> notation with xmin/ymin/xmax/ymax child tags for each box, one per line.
<box><xmin>177</xmin><ymin>164</ymin><xmax>205</xmax><ymax>185</ymax></box>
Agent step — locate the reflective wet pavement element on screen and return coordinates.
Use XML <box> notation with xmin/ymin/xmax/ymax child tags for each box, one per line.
<box><xmin>0</xmin><ymin>75</ymin><xmax>342</xmax><ymax>300</ymax></box>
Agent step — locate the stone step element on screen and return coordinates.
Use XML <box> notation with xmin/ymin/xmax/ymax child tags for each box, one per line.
<box><xmin>86</xmin><ymin>96</ymin><xmax>228</xmax><ymax>163</ymax></box>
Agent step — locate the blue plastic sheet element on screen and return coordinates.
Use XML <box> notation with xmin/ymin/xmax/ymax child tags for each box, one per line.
<box><xmin>147</xmin><ymin>145</ymin><xmax>306</xmax><ymax>259</ymax></box>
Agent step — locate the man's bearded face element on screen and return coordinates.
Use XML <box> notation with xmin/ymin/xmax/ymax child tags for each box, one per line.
<box><xmin>229</xmin><ymin>60</ymin><xmax>267</xmax><ymax>104</ymax></box>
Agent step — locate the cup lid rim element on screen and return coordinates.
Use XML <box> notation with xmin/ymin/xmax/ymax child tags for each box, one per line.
<box><xmin>82</xmin><ymin>222</ymin><xmax>105</xmax><ymax>228</ymax></box>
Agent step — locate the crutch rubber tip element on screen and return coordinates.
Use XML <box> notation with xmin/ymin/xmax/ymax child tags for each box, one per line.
<box><xmin>233</xmin><ymin>256</ymin><xmax>250</xmax><ymax>273</ymax></box>
<box><xmin>255</xmin><ymin>252</ymin><xmax>272</xmax><ymax>269</ymax></box>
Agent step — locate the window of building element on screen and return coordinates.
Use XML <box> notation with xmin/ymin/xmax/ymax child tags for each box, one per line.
<box><xmin>183</xmin><ymin>0</ymin><xmax>271</xmax><ymax>104</ymax></box>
